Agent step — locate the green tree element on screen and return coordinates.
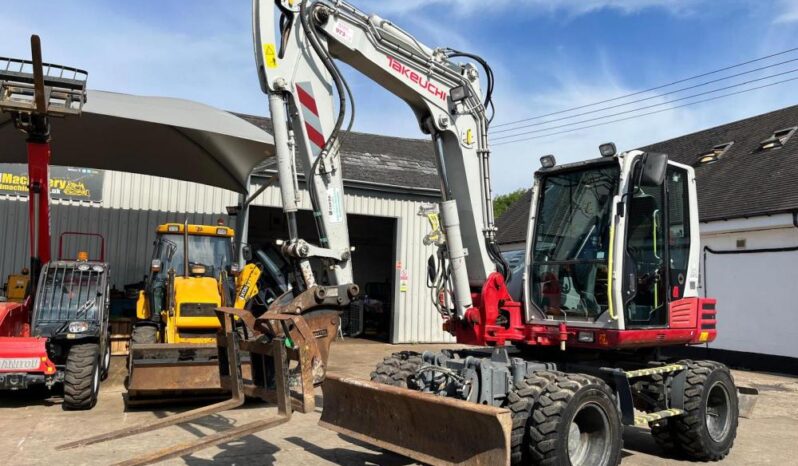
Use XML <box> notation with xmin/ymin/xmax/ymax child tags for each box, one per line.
<box><xmin>493</xmin><ymin>189</ymin><xmax>527</xmax><ymax>219</ymax></box>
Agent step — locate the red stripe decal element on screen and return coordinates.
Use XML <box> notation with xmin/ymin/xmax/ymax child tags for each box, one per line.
<box><xmin>295</xmin><ymin>84</ymin><xmax>319</xmax><ymax>117</ymax></box>
<box><xmin>305</xmin><ymin>122</ymin><xmax>325</xmax><ymax>149</ymax></box>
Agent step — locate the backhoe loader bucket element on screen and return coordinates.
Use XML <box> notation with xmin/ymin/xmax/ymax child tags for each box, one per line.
<box><xmin>320</xmin><ymin>374</ymin><xmax>513</xmax><ymax>466</ymax></box>
<box><xmin>125</xmin><ymin>343</ymin><xmax>239</xmax><ymax>406</ymax></box>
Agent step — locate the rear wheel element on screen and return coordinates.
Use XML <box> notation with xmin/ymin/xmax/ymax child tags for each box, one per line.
<box><xmin>528</xmin><ymin>373</ymin><xmax>622</xmax><ymax>466</ymax></box>
<box><xmin>63</xmin><ymin>343</ymin><xmax>101</xmax><ymax>410</ymax></box>
<box><xmin>370</xmin><ymin>351</ymin><xmax>421</xmax><ymax>389</ymax></box>
<box><xmin>650</xmin><ymin>360</ymin><xmax>738</xmax><ymax>461</ymax></box>
<box><xmin>131</xmin><ymin>325</ymin><xmax>157</xmax><ymax>344</ymax></box>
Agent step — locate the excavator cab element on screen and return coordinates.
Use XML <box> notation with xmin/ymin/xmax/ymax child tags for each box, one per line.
<box><xmin>525</xmin><ymin>149</ymin><xmax>705</xmax><ymax>340</ymax></box>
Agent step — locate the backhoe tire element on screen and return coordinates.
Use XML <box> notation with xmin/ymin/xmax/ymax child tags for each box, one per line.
<box><xmin>63</xmin><ymin>343</ymin><xmax>101</xmax><ymax>411</ymax></box>
<box><xmin>131</xmin><ymin>325</ymin><xmax>157</xmax><ymax>344</ymax></box>
<box><xmin>650</xmin><ymin>360</ymin><xmax>738</xmax><ymax>461</ymax></box>
<box><xmin>506</xmin><ymin>372</ymin><xmax>558</xmax><ymax>464</ymax></box>
<box><xmin>528</xmin><ymin>373</ymin><xmax>622</xmax><ymax>466</ymax></box>
<box><xmin>370</xmin><ymin>351</ymin><xmax>422</xmax><ymax>389</ymax></box>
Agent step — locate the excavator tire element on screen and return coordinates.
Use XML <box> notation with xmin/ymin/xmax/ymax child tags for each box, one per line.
<box><xmin>63</xmin><ymin>343</ymin><xmax>101</xmax><ymax>410</ymax></box>
<box><xmin>650</xmin><ymin>360</ymin><xmax>738</xmax><ymax>461</ymax></box>
<box><xmin>369</xmin><ymin>351</ymin><xmax>421</xmax><ymax>389</ymax></box>
<box><xmin>506</xmin><ymin>372</ymin><xmax>558</xmax><ymax>464</ymax></box>
<box><xmin>528</xmin><ymin>373</ymin><xmax>622</xmax><ymax>466</ymax></box>
<box><xmin>131</xmin><ymin>325</ymin><xmax>157</xmax><ymax>344</ymax></box>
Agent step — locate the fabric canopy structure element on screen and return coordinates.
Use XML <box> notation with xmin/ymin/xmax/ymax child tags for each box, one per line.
<box><xmin>0</xmin><ymin>90</ymin><xmax>274</xmax><ymax>193</ymax></box>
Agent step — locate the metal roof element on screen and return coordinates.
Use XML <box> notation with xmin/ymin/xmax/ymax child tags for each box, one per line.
<box><xmin>236</xmin><ymin>114</ymin><xmax>440</xmax><ymax>192</ymax></box>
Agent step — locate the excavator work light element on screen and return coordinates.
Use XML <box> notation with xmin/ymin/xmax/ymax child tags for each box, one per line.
<box><xmin>450</xmin><ymin>85</ymin><xmax>469</xmax><ymax>102</ymax></box>
<box><xmin>599</xmin><ymin>142</ymin><xmax>617</xmax><ymax>157</ymax></box>
<box><xmin>540</xmin><ymin>154</ymin><xmax>556</xmax><ymax>169</ymax></box>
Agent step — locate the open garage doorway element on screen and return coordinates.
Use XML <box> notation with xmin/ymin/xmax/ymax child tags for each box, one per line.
<box><xmin>247</xmin><ymin>206</ymin><xmax>397</xmax><ymax>342</ymax></box>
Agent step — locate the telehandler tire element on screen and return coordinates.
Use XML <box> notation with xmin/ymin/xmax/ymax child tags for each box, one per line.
<box><xmin>63</xmin><ymin>343</ymin><xmax>101</xmax><ymax>410</ymax></box>
<box><xmin>650</xmin><ymin>360</ymin><xmax>738</xmax><ymax>461</ymax></box>
<box><xmin>369</xmin><ymin>351</ymin><xmax>421</xmax><ymax>388</ymax></box>
<box><xmin>528</xmin><ymin>373</ymin><xmax>622</xmax><ymax>466</ymax></box>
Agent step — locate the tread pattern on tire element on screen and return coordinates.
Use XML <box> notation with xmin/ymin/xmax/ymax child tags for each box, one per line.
<box><xmin>528</xmin><ymin>373</ymin><xmax>622</xmax><ymax>466</ymax></box>
<box><xmin>651</xmin><ymin>359</ymin><xmax>737</xmax><ymax>461</ymax></box>
<box><xmin>506</xmin><ymin>371</ymin><xmax>559</xmax><ymax>464</ymax></box>
<box><xmin>63</xmin><ymin>343</ymin><xmax>100</xmax><ymax>410</ymax></box>
<box><xmin>131</xmin><ymin>325</ymin><xmax>157</xmax><ymax>344</ymax></box>
<box><xmin>369</xmin><ymin>351</ymin><xmax>422</xmax><ymax>389</ymax></box>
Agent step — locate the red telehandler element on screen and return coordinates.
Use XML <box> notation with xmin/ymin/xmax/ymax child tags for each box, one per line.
<box><xmin>0</xmin><ymin>36</ymin><xmax>111</xmax><ymax>410</ymax></box>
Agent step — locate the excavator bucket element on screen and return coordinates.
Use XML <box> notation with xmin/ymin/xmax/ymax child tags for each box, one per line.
<box><xmin>125</xmin><ymin>343</ymin><xmax>234</xmax><ymax>406</ymax></box>
<box><xmin>320</xmin><ymin>374</ymin><xmax>513</xmax><ymax>466</ymax></box>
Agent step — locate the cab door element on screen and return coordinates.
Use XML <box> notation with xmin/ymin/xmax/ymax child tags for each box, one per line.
<box><xmin>623</xmin><ymin>163</ymin><xmax>693</xmax><ymax>328</ymax></box>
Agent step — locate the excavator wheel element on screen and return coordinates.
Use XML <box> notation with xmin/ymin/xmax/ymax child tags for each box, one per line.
<box><xmin>650</xmin><ymin>360</ymin><xmax>738</xmax><ymax>461</ymax></box>
<box><xmin>369</xmin><ymin>351</ymin><xmax>422</xmax><ymax>388</ymax></box>
<box><xmin>505</xmin><ymin>372</ymin><xmax>558</xmax><ymax>464</ymax></box>
<box><xmin>528</xmin><ymin>373</ymin><xmax>622</xmax><ymax>466</ymax></box>
<box><xmin>63</xmin><ymin>343</ymin><xmax>101</xmax><ymax>410</ymax></box>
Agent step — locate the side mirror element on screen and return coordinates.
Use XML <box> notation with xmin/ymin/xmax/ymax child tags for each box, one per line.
<box><xmin>640</xmin><ymin>152</ymin><xmax>668</xmax><ymax>187</ymax></box>
<box><xmin>242</xmin><ymin>244</ymin><xmax>253</xmax><ymax>262</ymax></box>
<box><xmin>426</xmin><ymin>255</ymin><xmax>437</xmax><ymax>284</ymax></box>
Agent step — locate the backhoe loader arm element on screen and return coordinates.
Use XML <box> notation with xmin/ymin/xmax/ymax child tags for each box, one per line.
<box><xmin>254</xmin><ymin>0</ymin><xmax>507</xmax><ymax>318</ymax></box>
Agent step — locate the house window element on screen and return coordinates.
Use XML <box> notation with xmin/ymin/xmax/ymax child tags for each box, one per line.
<box><xmin>694</xmin><ymin>142</ymin><xmax>733</xmax><ymax>166</ymax></box>
<box><xmin>758</xmin><ymin>127</ymin><xmax>797</xmax><ymax>151</ymax></box>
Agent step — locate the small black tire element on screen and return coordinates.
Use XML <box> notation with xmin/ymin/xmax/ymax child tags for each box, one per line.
<box><xmin>528</xmin><ymin>373</ymin><xmax>623</xmax><ymax>466</ymax></box>
<box><xmin>651</xmin><ymin>360</ymin><xmax>738</xmax><ymax>461</ymax></box>
<box><xmin>100</xmin><ymin>335</ymin><xmax>111</xmax><ymax>381</ymax></box>
<box><xmin>63</xmin><ymin>343</ymin><xmax>101</xmax><ymax>410</ymax></box>
<box><xmin>369</xmin><ymin>351</ymin><xmax>422</xmax><ymax>389</ymax></box>
<box><xmin>506</xmin><ymin>372</ymin><xmax>559</xmax><ymax>464</ymax></box>
<box><xmin>131</xmin><ymin>325</ymin><xmax>157</xmax><ymax>344</ymax></box>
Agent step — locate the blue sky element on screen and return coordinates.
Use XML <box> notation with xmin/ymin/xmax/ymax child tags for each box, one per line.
<box><xmin>3</xmin><ymin>0</ymin><xmax>798</xmax><ymax>194</ymax></box>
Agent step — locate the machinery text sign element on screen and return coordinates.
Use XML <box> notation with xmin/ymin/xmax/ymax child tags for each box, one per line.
<box><xmin>0</xmin><ymin>163</ymin><xmax>104</xmax><ymax>202</ymax></box>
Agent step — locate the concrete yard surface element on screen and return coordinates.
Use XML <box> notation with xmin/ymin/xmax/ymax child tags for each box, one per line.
<box><xmin>1</xmin><ymin>340</ymin><xmax>797</xmax><ymax>465</ymax></box>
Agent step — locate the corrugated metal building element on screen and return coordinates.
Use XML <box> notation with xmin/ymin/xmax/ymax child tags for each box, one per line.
<box><xmin>0</xmin><ymin>115</ymin><xmax>453</xmax><ymax>344</ymax></box>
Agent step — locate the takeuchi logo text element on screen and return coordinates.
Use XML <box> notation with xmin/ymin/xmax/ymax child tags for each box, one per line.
<box><xmin>387</xmin><ymin>56</ymin><xmax>448</xmax><ymax>102</ymax></box>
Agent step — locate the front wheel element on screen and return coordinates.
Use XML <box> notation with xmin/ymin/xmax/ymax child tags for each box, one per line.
<box><xmin>131</xmin><ymin>324</ymin><xmax>158</xmax><ymax>344</ymax></box>
<box><xmin>63</xmin><ymin>343</ymin><xmax>101</xmax><ymax>410</ymax></box>
<box><xmin>528</xmin><ymin>373</ymin><xmax>623</xmax><ymax>466</ymax></box>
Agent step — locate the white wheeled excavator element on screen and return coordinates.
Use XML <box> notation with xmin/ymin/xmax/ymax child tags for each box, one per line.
<box><xmin>61</xmin><ymin>1</ymin><xmax>747</xmax><ymax>465</ymax></box>
<box><xmin>253</xmin><ymin>2</ymin><xmax>741</xmax><ymax>464</ymax></box>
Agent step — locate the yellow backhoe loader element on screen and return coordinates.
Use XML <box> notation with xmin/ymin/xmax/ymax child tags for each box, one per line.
<box><xmin>125</xmin><ymin>222</ymin><xmax>261</xmax><ymax>406</ymax></box>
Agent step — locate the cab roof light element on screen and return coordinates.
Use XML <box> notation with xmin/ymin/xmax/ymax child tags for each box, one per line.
<box><xmin>599</xmin><ymin>142</ymin><xmax>617</xmax><ymax>158</ymax></box>
<box><xmin>540</xmin><ymin>154</ymin><xmax>557</xmax><ymax>169</ymax></box>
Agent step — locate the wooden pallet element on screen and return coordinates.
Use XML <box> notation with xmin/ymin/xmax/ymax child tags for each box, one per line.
<box><xmin>110</xmin><ymin>318</ymin><xmax>133</xmax><ymax>356</ymax></box>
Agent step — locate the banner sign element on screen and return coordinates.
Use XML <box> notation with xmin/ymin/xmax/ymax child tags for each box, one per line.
<box><xmin>0</xmin><ymin>164</ymin><xmax>104</xmax><ymax>202</ymax></box>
